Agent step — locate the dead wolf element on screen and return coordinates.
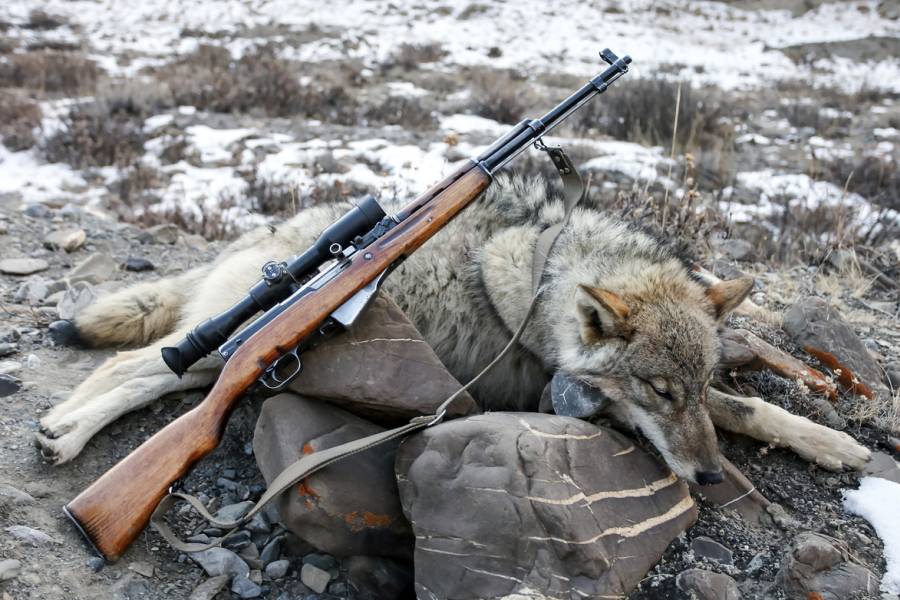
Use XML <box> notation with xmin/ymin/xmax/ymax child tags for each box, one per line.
<box><xmin>36</xmin><ymin>173</ymin><xmax>870</xmax><ymax>482</ymax></box>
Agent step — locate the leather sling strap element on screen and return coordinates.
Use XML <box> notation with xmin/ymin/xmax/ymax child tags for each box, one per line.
<box><xmin>150</xmin><ymin>147</ymin><xmax>586</xmax><ymax>553</ymax></box>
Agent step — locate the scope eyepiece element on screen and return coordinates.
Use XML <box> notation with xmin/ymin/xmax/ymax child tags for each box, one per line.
<box><xmin>161</xmin><ymin>196</ymin><xmax>387</xmax><ymax>377</ymax></box>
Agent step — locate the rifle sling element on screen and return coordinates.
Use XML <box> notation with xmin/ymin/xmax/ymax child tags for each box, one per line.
<box><xmin>150</xmin><ymin>148</ymin><xmax>586</xmax><ymax>554</ymax></box>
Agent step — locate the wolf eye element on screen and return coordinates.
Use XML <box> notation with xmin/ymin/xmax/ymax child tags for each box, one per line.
<box><xmin>648</xmin><ymin>380</ymin><xmax>673</xmax><ymax>401</ymax></box>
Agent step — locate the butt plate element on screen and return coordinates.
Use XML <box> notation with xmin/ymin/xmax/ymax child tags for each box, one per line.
<box><xmin>63</xmin><ymin>503</ymin><xmax>109</xmax><ymax>562</ymax></box>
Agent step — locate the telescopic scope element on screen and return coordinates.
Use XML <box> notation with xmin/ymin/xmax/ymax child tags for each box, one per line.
<box><xmin>161</xmin><ymin>196</ymin><xmax>386</xmax><ymax>377</ymax></box>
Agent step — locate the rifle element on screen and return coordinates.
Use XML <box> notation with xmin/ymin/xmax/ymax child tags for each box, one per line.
<box><xmin>64</xmin><ymin>49</ymin><xmax>631</xmax><ymax>562</ymax></box>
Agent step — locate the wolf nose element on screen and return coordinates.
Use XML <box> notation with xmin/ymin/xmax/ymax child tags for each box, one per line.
<box><xmin>695</xmin><ymin>469</ymin><xmax>724</xmax><ymax>486</ymax></box>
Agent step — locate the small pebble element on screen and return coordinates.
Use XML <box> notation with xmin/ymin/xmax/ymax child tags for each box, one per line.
<box><xmin>300</xmin><ymin>563</ymin><xmax>331</xmax><ymax>594</ymax></box>
<box><xmin>265</xmin><ymin>560</ymin><xmax>289</xmax><ymax>580</ymax></box>
<box><xmin>123</xmin><ymin>257</ymin><xmax>155</xmax><ymax>272</ymax></box>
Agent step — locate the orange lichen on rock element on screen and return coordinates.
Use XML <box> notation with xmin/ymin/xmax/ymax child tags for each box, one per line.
<box><xmin>343</xmin><ymin>510</ymin><xmax>393</xmax><ymax>531</ymax></box>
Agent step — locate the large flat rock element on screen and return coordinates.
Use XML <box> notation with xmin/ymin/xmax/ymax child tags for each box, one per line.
<box><xmin>396</xmin><ymin>413</ymin><xmax>697</xmax><ymax>599</ymax></box>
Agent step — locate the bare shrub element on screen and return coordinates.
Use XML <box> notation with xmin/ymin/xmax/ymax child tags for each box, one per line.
<box><xmin>25</xmin><ymin>10</ymin><xmax>66</xmax><ymax>30</ymax></box>
<box><xmin>115</xmin><ymin>164</ymin><xmax>163</xmax><ymax>204</ymax></box>
<box><xmin>386</xmin><ymin>43</ymin><xmax>447</xmax><ymax>70</ymax></box>
<box><xmin>158</xmin><ymin>45</ymin><xmax>358</xmax><ymax>123</ymax></box>
<box><xmin>571</xmin><ymin>78</ymin><xmax>733</xmax><ymax>152</ymax></box>
<box><xmin>93</xmin><ymin>78</ymin><xmax>175</xmax><ymax>118</ymax></box>
<box><xmin>364</xmin><ymin>95</ymin><xmax>437</xmax><ymax>129</ymax></box>
<box><xmin>0</xmin><ymin>36</ymin><xmax>17</xmax><ymax>54</ymax></box>
<box><xmin>815</xmin><ymin>155</ymin><xmax>899</xmax><ymax>212</ymax></box>
<box><xmin>0</xmin><ymin>51</ymin><xmax>99</xmax><ymax>94</ymax></box>
<box><xmin>468</xmin><ymin>69</ymin><xmax>530</xmax><ymax>124</ymax></box>
<box><xmin>0</xmin><ymin>90</ymin><xmax>42</xmax><ymax>150</ymax></box>
<box><xmin>43</xmin><ymin>103</ymin><xmax>145</xmax><ymax>168</ymax></box>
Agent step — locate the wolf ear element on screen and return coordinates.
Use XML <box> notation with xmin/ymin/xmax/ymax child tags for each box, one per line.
<box><xmin>576</xmin><ymin>285</ymin><xmax>632</xmax><ymax>344</ymax></box>
<box><xmin>706</xmin><ymin>276</ymin><xmax>754</xmax><ymax>321</ymax></box>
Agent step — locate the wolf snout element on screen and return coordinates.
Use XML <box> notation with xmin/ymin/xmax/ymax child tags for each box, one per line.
<box><xmin>695</xmin><ymin>469</ymin><xmax>724</xmax><ymax>486</ymax></box>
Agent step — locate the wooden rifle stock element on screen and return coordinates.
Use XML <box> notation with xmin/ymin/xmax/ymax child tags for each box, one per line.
<box><xmin>64</xmin><ymin>162</ymin><xmax>491</xmax><ymax>561</ymax></box>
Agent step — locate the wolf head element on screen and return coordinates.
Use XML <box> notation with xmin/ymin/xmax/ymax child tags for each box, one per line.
<box><xmin>565</xmin><ymin>271</ymin><xmax>753</xmax><ymax>485</ymax></box>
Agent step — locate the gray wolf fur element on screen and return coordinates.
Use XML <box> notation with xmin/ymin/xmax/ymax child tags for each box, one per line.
<box><xmin>36</xmin><ymin>173</ymin><xmax>870</xmax><ymax>482</ymax></box>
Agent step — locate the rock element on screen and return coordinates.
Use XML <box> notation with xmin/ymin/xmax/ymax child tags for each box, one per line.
<box><xmin>5</xmin><ymin>525</ymin><xmax>57</xmax><ymax>546</ymax></box>
<box><xmin>254</xmin><ymin>395</ymin><xmax>414</xmax><ymax>558</ymax></box>
<box><xmin>0</xmin><ymin>343</ymin><xmax>15</xmax><ymax>358</ymax></box>
<box><xmin>862</xmin><ymin>451</ymin><xmax>900</xmax><ymax>485</ymax></box>
<box><xmin>23</xmin><ymin>203</ymin><xmax>52</xmax><ymax>218</ymax></box>
<box><xmin>776</xmin><ymin>532</ymin><xmax>877</xmax><ymax>599</ymax></box>
<box><xmin>259</xmin><ymin>535</ymin><xmax>282</xmax><ymax>566</ymax></box>
<box><xmin>0</xmin><ymin>374</ymin><xmax>21</xmax><ymax>397</ymax></box>
<box><xmin>396</xmin><ymin>413</ymin><xmax>697</xmax><ymax>598</ymax></box>
<box><xmin>0</xmin><ymin>361</ymin><xmax>22</xmax><ymax>376</ymax></box>
<box><xmin>68</xmin><ymin>253</ymin><xmax>117</xmax><ymax>284</ymax></box>
<box><xmin>190</xmin><ymin>547</ymin><xmax>250</xmax><ymax>579</ymax></box>
<box><xmin>265</xmin><ymin>559</ymin><xmax>290</xmax><ymax>580</ymax></box>
<box><xmin>123</xmin><ymin>257</ymin><xmax>155</xmax><ymax>272</ymax></box>
<box><xmin>47</xmin><ymin>319</ymin><xmax>82</xmax><ymax>347</ymax></box>
<box><xmin>0</xmin><ymin>483</ymin><xmax>34</xmax><ymax>507</ymax></box>
<box><xmin>87</xmin><ymin>557</ymin><xmax>105</xmax><ymax>572</ymax></box>
<box><xmin>180</xmin><ymin>233</ymin><xmax>209</xmax><ymax>251</ymax></box>
<box><xmin>231</xmin><ymin>574</ymin><xmax>262</xmax><ymax>598</ymax></box>
<box><xmin>784</xmin><ymin>297</ymin><xmax>886</xmax><ymax>399</ymax></box>
<box><xmin>14</xmin><ymin>278</ymin><xmax>49</xmax><ymax>304</ymax></box>
<box><xmin>128</xmin><ymin>561</ymin><xmax>154</xmax><ymax>577</ymax></box>
<box><xmin>691</xmin><ymin>536</ymin><xmax>734</xmax><ymax>564</ymax></box>
<box><xmin>676</xmin><ymin>568</ymin><xmax>742</xmax><ymax>600</ymax></box>
<box><xmin>344</xmin><ymin>556</ymin><xmax>414</xmax><ymax>600</ymax></box>
<box><xmin>548</xmin><ymin>369</ymin><xmax>608</xmax><ymax>417</ymax></box>
<box><xmin>25</xmin><ymin>353</ymin><xmax>40</xmax><ymax>369</ymax></box>
<box><xmin>885</xmin><ymin>364</ymin><xmax>900</xmax><ymax>389</ymax></box>
<box><xmin>300</xmin><ymin>563</ymin><xmax>331</xmax><ymax>594</ymax></box>
<box><xmin>56</xmin><ymin>283</ymin><xmax>98</xmax><ymax>320</ymax></box>
<box><xmin>222</xmin><ymin>529</ymin><xmax>252</xmax><ymax>550</ymax></box>
<box><xmin>286</xmin><ymin>294</ymin><xmax>477</xmax><ymax>421</ymax></box>
<box><xmin>215</xmin><ymin>501</ymin><xmax>254</xmax><ymax>523</ymax></box>
<box><xmin>0</xmin><ymin>258</ymin><xmax>49</xmax><ymax>276</ymax></box>
<box><xmin>713</xmin><ymin>237</ymin><xmax>755</xmax><ymax>261</ymax></box>
<box><xmin>302</xmin><ymin>553</ymin><xmax>336</xmax><ymax>571</ymax></box>
<box><xmin>245</xmin><ymin>512</ymin><xmax>270</xmax><ymax>534</ymax></box>
<box><xmin>139</xmin><ymin>223</ymin><xmax>180</xmax><ymax>245</ymax></box>
<box><xmin>188</xmin><ymin>575</ymin><xmax>230</xmax><ymax>600</ymax></box>
<box><xmin>0</xmin><ymin>559</ymin><xmax>21</xmax><ymax>581</ymax></box>
<box><xmin>44</xmin><ymin>229</ymin><xmax>86</xmax><ymax>252</ymax></box>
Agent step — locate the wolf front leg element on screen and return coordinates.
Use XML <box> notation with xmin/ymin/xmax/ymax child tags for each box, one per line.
<box><xmin>706</xmin><ymin>388</ymin><xmax>871</xmax><ymax>470</ymax></box>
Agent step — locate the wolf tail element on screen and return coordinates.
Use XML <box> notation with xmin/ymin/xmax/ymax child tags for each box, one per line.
<box><xmin>56</xmin><ymin>266</ymin><xmax>210</xmax><ymax>348</ymax></box>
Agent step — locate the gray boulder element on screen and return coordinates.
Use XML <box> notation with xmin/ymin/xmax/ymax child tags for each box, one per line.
<box><xmin>776</xmin><ymin>532</ymin><xmax>878</xmax><ymax>599</ymax></box>
<box><xmin>253</xmin><ymin>394</ymin><xmax>413</xmax><ymax>559</ymax></box>
<box><xmin>396</xmin><ymin>413</ymin><xmax>696</xmax><ymax>599</ymax></box>
<box><xmin>676</xmin><ymin>568</ymin><xmax>742</xmax><ymax>599</ymax></box>
<box><xmin>783</xmin><ymin>297</ymin><xmax>886</xmax><ymax>398</ymax></box>
<box><xmin>286</xmin><ymin>294</ymin><xmax>477</xmax><ymax>422</ymax></box>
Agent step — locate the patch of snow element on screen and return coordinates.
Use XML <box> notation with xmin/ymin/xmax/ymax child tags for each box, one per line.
<box><xmin>0</xmin><ymin>146</ymin><xmax>88</xmax><ymax>205</ymax></box>
<box><xmin>874</xmin><ymin>128</ymin><xmax>899</xmax><ymax>139</ymax></box>
<box><xmin>144</xmin><ymin>114</ymin><xmax>174</xmax><ymax>133</ymax></box>
<box><xmin>440</xmin><ymin>114</ymin><xmax>508</xmax><ymax>136</ymax></box>
<box><xmin>185</xmin><ymin>125</ymin><xmax>256</xmax><ymax>165</ymax></box>
<box><xmin>736</xmin><ymin>133</ymin><xmax>772</xmax><ymax>145</ymax></box>
<box><xmin>385</xmin><ymin>81</ymin><xmax>430</xmax><ymax>98</ymax></box>
<box><xmin>844</xmin><ymin>477</ymin><xmax>900</xmax><ymax>594</ymax></box>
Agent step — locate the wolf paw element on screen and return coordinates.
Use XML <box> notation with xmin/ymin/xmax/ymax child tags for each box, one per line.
<box><xmin>34</xmin><ymin>432</ymin><xmax>83</xmax><ymax>465</ymax></box>
<box><xmin>786</xmin><ymin>423</ymin><xmax>871</xmax><ymax>471</ymax></box>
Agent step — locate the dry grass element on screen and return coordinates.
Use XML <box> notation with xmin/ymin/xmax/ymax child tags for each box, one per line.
<box><xmin>814</xmin><ymin>155</ymin><xmax>900</xmax><ymax>212</ymax></box>
<box><xmin>158</xmin><ymin>45</ymin><xmax>359</xmax><ymax>123</ymax></box>
<box><xmin>25</xmin><ymin>10</ymin><xmax>66</xmax><ymax>30</ymax></box>
<box><xmin>0</xmin><ymin>90</ymin><xmax>42</xmax><ymax>150</ymax></box>
<box><xmin>571</xmin><ymin>77</ymin><xmax>733</xmax><ymax>152</ymax></box>
<box><xmin>43</xmin><ymin>102</ymin><xmax>145</xmax><ymax>168</ymax></box>
<box><xmin>364</xmin><ymin>95</ymin><xmax>437</xmax><ymax>130</ymax></box>
<box><xmin>0</xmin><ymin>50</ymin><xmax>99</xmax><ymax>94</ymax></box>
<box><xmin>467</xmin><ymin>69</ymin><xmax>530</xmax><ymax>124</ymax></box>
<box><xmin>385</xmin><ymin>43</ymin><xmax>447</xmax><ymax>71</ymax></box>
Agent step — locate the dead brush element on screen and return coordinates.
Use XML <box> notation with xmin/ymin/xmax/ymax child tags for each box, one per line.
<box><xmin>43</xmin><ymin>102</ymin><xmax>145</xmax><ymax>168</ymax></box>
<box><xmin>0</xmin><ymin>89</ymin><xmax>42</xmax><ymax>150</ymax></box>
<box><xmin>570</xmin><ymin>77</ymin><xmax>733</xmax><ymax>153</ymax></box>
<box><xmin>467</xmin><ymin>69</ymin><xmax>531</xmax><ymax>124</ymax></box>
<box><xmin>25</xmin><ymin>9</ymin><xmax>66</xmax><ymax>30</ymax></box>
<box><xmin>363</xmin><ymin>95</ymin><xmax>437</xmax><ymax>130</ymax></box>
<box><xmin>384</xmin><ymin>42</ymin><xmax>448</xmax><ymax>71</ymax></box>
<box><xmin>598</xmin><ymin>154</ymin><xmax>730</xmax><ymax>254</ymax></box>
<box><xmin>0</xmin><ymin>50</ymin><xmax>99</xmax><ymax>94</ymax></box>
<box><xmin>158</xmin><ymin>44</ymin><xmax>359</xmax><ymax>123</ymax></box>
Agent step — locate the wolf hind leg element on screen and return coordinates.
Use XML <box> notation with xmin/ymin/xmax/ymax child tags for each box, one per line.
<box><xmin>68</xmin><ymin>265</ymin><xmax>210</xmax><ymax>348</ymax></box>
<box><xmin>707</xmin><ymin>388</ymin><xmax>870</xmax><ymax>470</ymax></box>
